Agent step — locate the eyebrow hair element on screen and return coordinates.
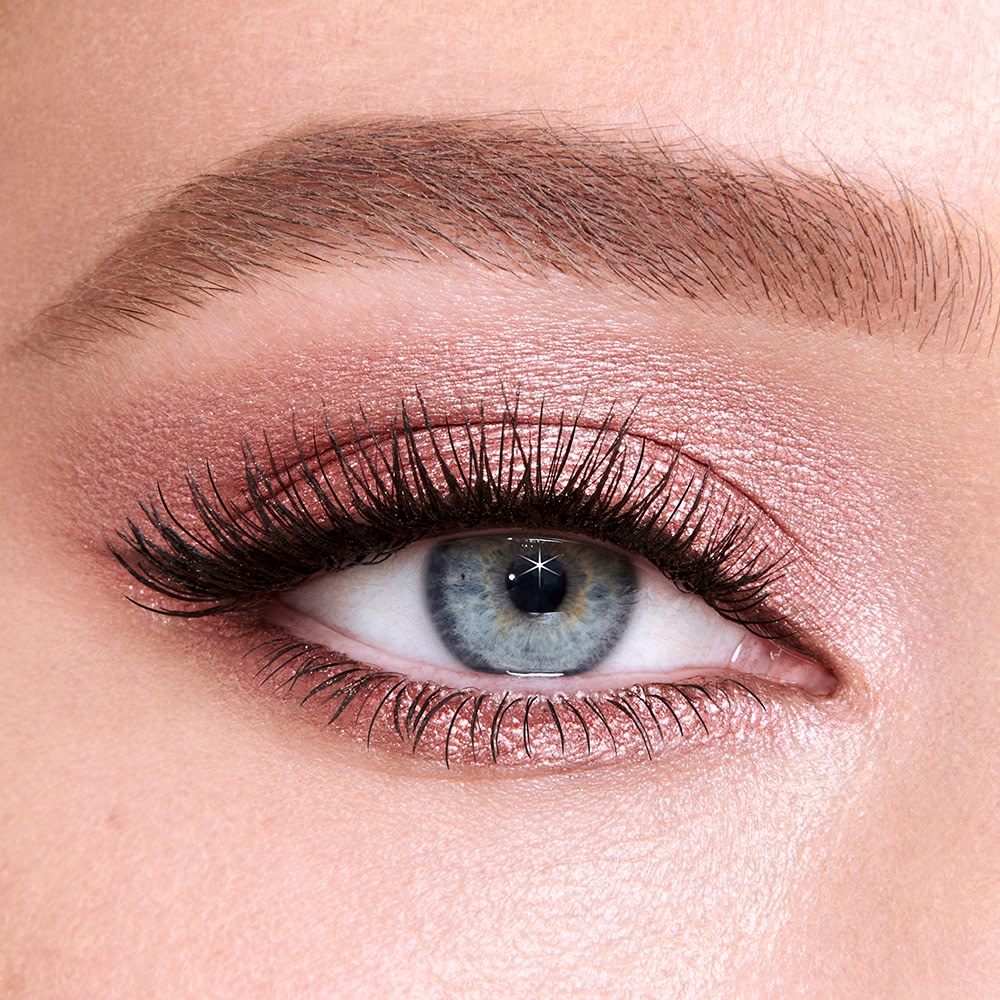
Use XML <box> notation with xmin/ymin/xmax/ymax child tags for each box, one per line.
<box><xmin>20</xmin><ymin>117</ymin><xmax>999</xmax><ymax>360</ymax></box>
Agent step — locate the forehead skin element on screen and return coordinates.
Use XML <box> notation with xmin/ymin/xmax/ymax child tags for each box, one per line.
<box><xmin>1</xmin><ymin>2</ymin><xmax>999</xmax><ymax>999</ymax></box>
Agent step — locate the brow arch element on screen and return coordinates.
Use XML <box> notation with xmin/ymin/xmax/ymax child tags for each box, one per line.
<box><xmin>21</xmin><ymin>116</ymin><xmax>999</xmax><ymax>360</ymax></box>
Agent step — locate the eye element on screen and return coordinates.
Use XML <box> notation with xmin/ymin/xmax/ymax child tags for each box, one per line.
<box><xmin>278</xmin><ymin>532</ymin><xmax>826</xmax><ymax>694</ymax></box>
<box><xmin>115</xmin><ymin>398</ymin><xmax>836</xmax><ymax>770</ymax></box>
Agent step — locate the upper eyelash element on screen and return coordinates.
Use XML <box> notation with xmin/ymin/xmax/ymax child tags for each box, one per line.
<box><xmin>112</xmin><ymin>395</ymin><xmax>790</xmax><ymax>633</ymax></box>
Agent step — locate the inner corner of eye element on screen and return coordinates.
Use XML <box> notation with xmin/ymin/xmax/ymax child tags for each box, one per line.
<box><xmin>273</xmin><ymin>530</ymin><xmax>833</xmax><ymax>696</ymax></box>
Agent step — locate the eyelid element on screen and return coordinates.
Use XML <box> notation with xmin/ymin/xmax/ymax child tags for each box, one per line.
<box><xmin>111</xmin><ymin>397</ymin><xmax>835</xmax><ymax>769</ymax></box>
<box><xmin>117</xmin><ymin>399</ymin><xmax>800</xmax><ymax>635</ymax></box>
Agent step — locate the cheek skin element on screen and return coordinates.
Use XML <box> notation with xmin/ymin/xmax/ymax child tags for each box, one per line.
<box><xmin>3</xmin><ymin>526</ymin><xmax>996</xmax><ymax>996</ymax></box>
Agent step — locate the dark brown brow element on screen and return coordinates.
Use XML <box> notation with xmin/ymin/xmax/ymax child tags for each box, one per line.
<box><xmin>19</xmin><ymin>117</ymin><xmax>999</xmax><ymax>359</ymax></box>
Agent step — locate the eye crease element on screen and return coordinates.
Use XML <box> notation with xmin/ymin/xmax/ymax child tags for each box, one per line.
<box><xmin>113</xmin><ymin>396</ymin><xmax>835</xmax><ymax>768</ymax></box>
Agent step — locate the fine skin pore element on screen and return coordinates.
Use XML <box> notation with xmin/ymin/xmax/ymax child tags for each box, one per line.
<box><xmin>1</xmin><ymin>2</ymin><xmax>999</xmax><ymax>998</ymax></box>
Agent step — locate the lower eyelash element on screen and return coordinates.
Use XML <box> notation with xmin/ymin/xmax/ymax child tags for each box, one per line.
<box><xmin>250</xmin><ymin>634</ymin><xmax>772</xmax><ymax>769</ymax></box>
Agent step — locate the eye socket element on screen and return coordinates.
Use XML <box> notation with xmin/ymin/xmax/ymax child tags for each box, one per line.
<box><xmin>113</xmin><ymin>397</ymin><xmax>837</xmax><ymax>769</ymax></box>
<box><xmin>276</xmin><ymin>531</ymin><xmax>832</xmax><ymax>696</ymax></box>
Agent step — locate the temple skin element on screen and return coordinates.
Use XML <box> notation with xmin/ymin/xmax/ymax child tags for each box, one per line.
<box><xmin>1</xmin><ymin>2</ymin><xmax>1000</xmax><ymax>998</ymax></box>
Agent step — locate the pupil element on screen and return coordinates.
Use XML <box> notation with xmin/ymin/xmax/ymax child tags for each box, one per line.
<box><xmin>505</xmin><ymin>548</ymin><xmax>568</xmax><ymax>614</ymax></box>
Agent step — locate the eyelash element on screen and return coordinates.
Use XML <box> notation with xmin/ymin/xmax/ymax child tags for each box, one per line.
<box><xmin>112</xmin><ymin>396</ymin><xmax>794</xmax><ymax>767</ymax></box>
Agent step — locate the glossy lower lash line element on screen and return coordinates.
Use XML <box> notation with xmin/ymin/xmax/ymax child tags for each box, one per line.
<box><xmin>112</xmin><ymin>396</ymin><xmax>812</xmax><ymax>768</ymax></box>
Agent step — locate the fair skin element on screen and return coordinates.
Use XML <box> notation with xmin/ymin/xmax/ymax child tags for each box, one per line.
<box><xmin>2</xmin><ymin>2</ymin><xmax>999</xmax><ymax>997</ymax></box>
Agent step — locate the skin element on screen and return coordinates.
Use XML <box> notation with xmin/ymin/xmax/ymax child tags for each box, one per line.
<box><xmin>1</xmin><ymin>1</ymin><xmax>999</xmax><ymax>997</ymax></box>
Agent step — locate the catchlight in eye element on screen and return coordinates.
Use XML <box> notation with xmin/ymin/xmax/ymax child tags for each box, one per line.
<box><xmin>425</xmin><ymin>535</ymin><xmax>636</xmax><ymax>677</ymax></box>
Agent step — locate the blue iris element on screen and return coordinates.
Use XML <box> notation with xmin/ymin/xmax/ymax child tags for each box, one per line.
<box><xmin>424</xmin><ymin>535</ymin><xmax>637</xmax><ymax>676</ymax></box>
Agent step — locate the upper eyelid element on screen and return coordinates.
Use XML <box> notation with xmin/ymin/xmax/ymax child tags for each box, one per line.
<box><xmin>237</xmin><ymin>404</ymin><xmax>783</xmax><ymax>554</ymax></box>
<box><xmin>113</xmin><ymin>398</ymin><xmax>808</xmax><ymax>639</ymax></box>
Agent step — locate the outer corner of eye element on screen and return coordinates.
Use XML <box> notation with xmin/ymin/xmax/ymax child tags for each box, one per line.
<box><xmin>724</xmin><ymin>633</ymin><xmax>836</xmax><ymax>697</ymax></box>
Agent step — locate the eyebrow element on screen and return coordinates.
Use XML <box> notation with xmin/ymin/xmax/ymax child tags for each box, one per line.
<box><xmin>19</xmin><ymin>117</ymin><xmax>999</xmax><ymax>360</ymax></box>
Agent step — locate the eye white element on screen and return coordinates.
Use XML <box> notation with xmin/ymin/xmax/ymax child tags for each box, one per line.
<box><xmin>277</xmin><ymin>534</ymin><xmax>797</xmax><ymax>692</ymax></box>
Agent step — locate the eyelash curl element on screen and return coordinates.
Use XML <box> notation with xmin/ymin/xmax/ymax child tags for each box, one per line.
<box><xmin>113</xmin><ymin>395</ymin><xmax>792</xmax><ymax>768</ymax></box>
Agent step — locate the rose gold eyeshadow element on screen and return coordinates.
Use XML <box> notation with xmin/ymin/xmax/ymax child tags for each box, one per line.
<box><xmin>99</xmin><ymin>390</ymin><xmax>842</xmax><ymax>771</ymax></box>
<box><xmin>28</xmin><ymin>272</ymin><xmax>904</xmax><ymax>775</ymax></box>
<box><xmin>249</xmin><ymin>655</ymin><xmax>782</xmax><ymax>770</ymax></box>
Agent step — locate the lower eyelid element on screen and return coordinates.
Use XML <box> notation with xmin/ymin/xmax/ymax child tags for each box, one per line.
<box><xmin>240</xmin><ymin>623</ymin><xmax>789</xmax><ymax>770</ymax></box>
